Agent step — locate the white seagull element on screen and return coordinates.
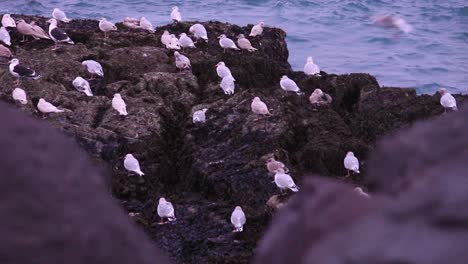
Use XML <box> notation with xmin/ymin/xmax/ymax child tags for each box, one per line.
<box><xmin>309</xmin><ymin>88</ymin><xmax>332</xmax><ymax>106</ymax></box>
<box><xmin>304</xmin><ymin>56</ymin><xmax>320</xmax><ymax>75</ymax></box>
<box><xmin>72</xmin><ymin>76</ymin><xmax>93</xmax><ymax>96</ymax></box>
<box><xmin>438</xmin><ymin>88</ymin><xmax>457</xmax><ymax>113</ymax></box>
<box><xmin>171</xmin><ymin>6</ymin><xmax>182</xmax><ymax>22</ymax></box>
<box><xmin>237</xmin><ymin>34</ymin><xmax>257</xmax><ymax>52</ymax></box>
<box><xmin>280</xmin><ymin>75</ymin><xmax>302</xmax><ymax>95</ymax></box>
<box><xmin>344</xmin><ymin>151</ymin><xmax>360</xmax><ymax>177</ymax></box>
<box><xmin>193</xmin><ymin>108</ymin><xmax>208</xmax><ymax>123</ymax></box>
<box><xmin>157</xmin><ymin>197</ymin><xmax>176</xmax><ymax>224</ymax></box>
<box><xmin>220</xmin><ymin>75</ymin><xmax>235</xmax><ymax>95</ymax></box>
<box><xmin>354</xmin><ymin>187</ymin><xmax>370</xmax><ymax>198</ymax></box>
<box><xmin>189</xmin><ymin>23</ymin><xmax>208</xmax><ymax>43</ymax></box>
<box><xmin>47</xmin><ymin>18</ymin><xmax>74</xmax><ymax>49</ymax></box>
<box><xmin>250</xmin><ymin>22</ymin><xmax>265</xmax><ymax>37</ymax></box>
<box><xmin>0</xmin><ymin>26</ymin><xmax>11</xmax><ymax>46</ymax></box>
<box><xmin>274</xmin><ymin>168</ymin><xmax>299</xmax><ymax>192</ymax></box>
<box><xmin>218</xmin><ymin>34</ymin><xmax>239</xmax><ymax>53</ymax></box>
<box><xmin>52</xmin><ymin>8</ymin><xmax>71</xmax><ymax>23</ymax></box>
<box><xmin>139</xmin><ymin>17</ymin><xmax>154</xmax><ymax>33</ymax></box>
<box><xmin>1</xmin><ymin>14</ymin><xmax>16</xmax><ymax>28</ymax></box>
<box><xmin>231</xmin><ymin>206</ymin><xmax>246</xmax><ymax>232</ymax></box>
<box><xmin>8</xmin><ymin>58</ymin><xmax>41</xmax><ymax>85</ymax></box>
<box><xmin>37</xmin><ymin>98</ymin><xmax>64</xmax><ymax>113</ymax></box>
<box><xmin>82</xmin><ymin>60</ymin><xmax>104</xmax><ymax>79</ymax></box>
<box><xmin>216</xmin><ymin>61</ymin><xmax>234</xmax><ymax>80</ymax></box>
<box><xmin>99</xmin><ymin>18</ymin><xmax>117</xmax><ymax>39</ymax></box>
<box><xmin>12</xmin><ymin>88</ymin><xmax>27</xmax><ymax>104</ymax></box>
<box><xmin>179</xmin><ymin>33</ymin><xmax>196</xmax><ymax>50</ymax></box>
<box><xmin>112</xmin><ymin>93</ymin><xmax>128</xmax><ymax>116</ymax></box>
<box><xmin>124</xmin><ymin>154</ymin><xmax>144</xmax><ymax>176</ymax></box>
<box><xmin>251</xmin><ymin>97</ymin><xmax>271</xmax><ymax>116</ymax></box>
<box><xmin>174</xmin><ymin>51</ymin><xmax>191</xmax><ymax>71</ymax></box>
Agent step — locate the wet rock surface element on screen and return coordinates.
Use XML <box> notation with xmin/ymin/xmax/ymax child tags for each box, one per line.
<box><xmin>1</xmin><ymin>15</ymin><xmax>467</xmax><ymax>263</ymax></box>
<box><xmin>255</xmin><ymin>108</ymin><xmax>468</xmax><ymax>264</ymax></box>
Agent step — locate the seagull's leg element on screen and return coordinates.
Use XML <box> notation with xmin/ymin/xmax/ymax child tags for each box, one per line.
<box><xmin>21</xmin><ymin>35</ymin><xmax>25</xmax><ymax>42</ymax></box>
<box><xmin>345</xmin><ymin>170</ymin><xmax>350</xmax><ymax>178</ymax></box>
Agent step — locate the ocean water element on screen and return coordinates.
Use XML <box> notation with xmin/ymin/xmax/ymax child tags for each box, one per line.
<box><xmin>1</xmin><ymin>0</ymin><xmax>467</xmax><ymax>94</ymax></box>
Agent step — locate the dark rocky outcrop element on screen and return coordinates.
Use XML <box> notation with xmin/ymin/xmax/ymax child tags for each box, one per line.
<box><xmin>1</xmin><ymin>15</ymin><xmax>467</xmax><ymax>263</ymax></box>
<box><xmin>0</xmin><ymin>102</ymin><xmax>171</xmax><ymax>264</ymax></box>
<box><xmin>255</xmin><ymin>108</ymin><xmax>468</xmax><ymax>264</ymax></box>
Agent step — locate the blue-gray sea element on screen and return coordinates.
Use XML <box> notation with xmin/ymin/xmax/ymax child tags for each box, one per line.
<box><xmin>1</xmin><ymin>0</ymin><xmax>467</xmax><ymax>94</ymax></box>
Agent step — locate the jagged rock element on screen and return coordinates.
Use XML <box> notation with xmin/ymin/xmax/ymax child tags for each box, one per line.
<box><xmin>255</xmin><ymin>108</ymin><xmax>468</xmax><ymax>264</ymax></box>
<box><xmin>1</xmin><ymin>15</ymin><xmax>467</xmax><ymax>264</ymax></box>
<box><xmin>0</xmin><ymin>102</ymin><xmax>170</xmax><ymax>264</ymax></box>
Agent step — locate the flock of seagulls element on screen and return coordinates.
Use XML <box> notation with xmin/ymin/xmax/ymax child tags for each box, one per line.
<box><xmin>0</xmin><ymin>7</ymin><xmax>455</xmax><ymax>233</ymax></box>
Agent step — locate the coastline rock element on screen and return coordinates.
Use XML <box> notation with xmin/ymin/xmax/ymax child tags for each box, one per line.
<box><xmin>1</xmin><ymin>15</ymin><xmax>467</xmax><ymax>263</ymax></box>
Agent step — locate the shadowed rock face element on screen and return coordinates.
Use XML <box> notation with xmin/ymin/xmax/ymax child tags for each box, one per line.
<box><xmin>255</xmin><ymin>108</ymin><xmax>468</xmax><ymax>264</ymax></box>
<box><xmin>0</xmin><ymin>102</ymin><xmax>170</xmax><ymax>264</ymax></box>
<box><xmin>1</xmin><ymin>15</ymin><xmax>467</xmax><ymax>263</ymax></box>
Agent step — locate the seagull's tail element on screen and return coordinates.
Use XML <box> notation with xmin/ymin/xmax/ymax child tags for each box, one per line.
<box><xmin>67</xmin><ymin>39</ymin><xmax>75</xmax><ymax>45</ymax></box>
<box><xmin>55</xmin><ymin>109</ymin><xmax>65</xmax><ymax>113</ymax></box>
<box><xmin>355</xmin><ymin>169</ymin><xmax>360</xmax><ymax>174</ymax></box>
<box><xmin>290</xmin><ymin>185</ymin><xmax>299</xmax><ymax>192</ymax></box>
<box><xmin>63</xmin><ymin>18</ymin><xmax>71</xmax><ymax>23</ymax></box>
<box><xmin>203</xmin><ymin>37</ymin><xmax>208</xmax><ymax>42</ymax></box>
<box><xmin>32</xmin><ymin>74</ymin><xmax>42</xmax><ymax>80</ymax></box>
<box><xmin>137</xmin><ymin>170</ymin><xmax>145</xmax><ymax>176</ymax></box>
<box><xmin>453</xmin><ymin>105</ymin><xmax>458</xmax><ymax>111</ymax></box>
<box><xmin>296</xmin><ymin>90</ymin><xmax>304</xmax><ymax>95</ymax></box>
<box><xmin>248</xmin><ymin>47</ymin><xmax>258</xmax><ymax>52</ymax></box>
<box><xmin>168</xmin><ymin>216</ymin><xmax>176</xmax><ymax>222</ymax></box>
<box><xmin>234</xmin><ymin>226</ymin><xmax>243</xmax><ymax>232</ymax></box>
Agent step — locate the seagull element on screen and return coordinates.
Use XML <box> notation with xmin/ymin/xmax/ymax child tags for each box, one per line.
<box><xmin>309</xmin><ymin>89</ymin><xmax>332</xmax><ymax>106</ymax></box>
<box><xmin>344</xmin><ymin>151</ymin><xmax>360</xmax><ymax>177</ymax></box>
<box><xmin>8</xmin><ymin>59</ymin><xmax>41</xmax><ymax>85</ymax></box>
<box><xmin>0</xmin><ymin>26</ymin><xmax>11</xmax><ymax>46</ymax></box>
<box><xmin>251</xmin><ymin>97</ymin><xmax>271</xmax><ymax>116</ymax></box>
<box><xmin>37</xmin><ymin>98</ymin><xmax>64</xmax><ymax>113</ymax></box>
<box><xmin>112</xmin><ymin>93</ymin><xmax>128</xmax><ymax>116</ymax></box>
<box><xmin>0</xmin><ymin>44</ymin><xmax>12</xmax><ymax>60</ymax></box>
<box><xmin>52</xmin><ymin>8</ymin><xmax>71</xmax><ymax>23</ymax></box>
<box><xmin>179</xmin><ymin>33</ymin><xmax>196</xmax><ymax>50</ymax></box>
<box><xmin>304</xmin><ymin>56</ymin><xmax>320</xmax><ymax>75</ymax></box>
<box><xmin>12</xmin><ymin>88</ymin><xmax>27</xmax><ymax>104</ymax></box>
<box><xmin>216</xmin><ymin>61</ymin><xmax>235</xmax><ymax>80</ymax></box>
<box><xmin>193</xmin><ymin>108</ymin><xmax>208</xmax><ymax>123</ymax></box>
<box><xmin>189</xmin><ymin>23</ymin><xmax>208</xmax><ymax>43</ymax></box>
<box><xmin>1</xmin><ymin>14</ymin><xmax>16</xmax><ymax>28</ymax></box>
<box><xmin>250</xmin><ymin>22</ymin><xmax>265</xmax><ymax>37</ymax></box>
<box><xmin>99</xmin><ymin>18</ymin><xmax>117</xmax><ymax>39</ymax></box>
<box><xmin>169</xmin><ymin>34</ymin><xmax>181</xmax><ymax>49</ymax></box>
<box><xmin>274</xmin><ymin>168</ymin><xmax>299</xmax><ymax>193</ymax></box>
<box><xmin>157</xmin><ymin>198</ymin><xmax>176</xmax><ymax>224</ymax></box>
<box><xmin>174</xmin><ymin>51</ymin><xmax>191</xmax><ymax>71</ymax></box>
<box><xmin>218</xmin><ymin>34</ymin><xmax>239</xmax><ymax>53</ymax></box>
<box><xmin>123</xmin><ymin>154</ymin><xmax>144</xmax><ymax>176</ymax></box>
<box><xmin>220</xmin><ymin>75</ymin><xmax>235</xmax><ymax>95</ymax></box>
<box><xmin>72</xmin><ymin>76</ymin><xmax>93</xmax><ymax>96</ymax></box>
<box><xmin>29</xmin><ymin>21</ymin><xmax>51</xmax><ymax>40</ymax></box>
<box><xmin>439</xmin><ymin>88</ymin><xmax>457</xmax><ymax>113</ymax></box>
<box><xmin>280</xmin><ymin>75</ymin><xmax>301</xmax><ymax>95</ymax></box>
<box><xmin>82</xmin><ymin>60</ymin><xmax>104</xmax><ymax>79</ymax></box>
<box><xmin>354</xmin><ymin>187</ymin><xmax>370</xmax><ymax>198</ymax></box>
<box><xmin>16</xmin><ymin>19</ymin><xmax>37</xmax><ymax>42</ymax></box>
<box><xmin>139</xmin><ymin>17</ymin><xmax>154</xmax><ymax>33</ymax></box>
<box><xmin>231</xmin><ymin>206</ymin><xmax>246</xmax><ymax>232</ymax></box>
<box><xmin>171</xmin><ymin>6</ymin><xmax>181</xmax><ymax>22</ymax></box>
<box><xmin>123</xmin><ymin>17</ymin><xmax>140</xmax><ymax>29</ymax></box>
<box><xmin>161</xmin><ymin>31</ymin><xmax>172</xmax><ymax>48</ymax></box>
<box><xmin>47</xmin><ymin>18</ymin><xmax>74</xmax><ymax>50</ymax></box>
<box><xmin>237</xmin><ymin>34</ymin><xmax>257</xmax><ymax>52</ymax></box>
<box><xmin>266</xmin><ymin>157</ymin><xmax>289</xmax><ymax>174</ymax></box>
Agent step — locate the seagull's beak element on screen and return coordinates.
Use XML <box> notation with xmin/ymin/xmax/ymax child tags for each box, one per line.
<box><xmin>7</xmin><ymin>60</ymin><xmax>13</xmax><ymax>63</ymax></box>
<box><xmin>217</xmin><ymin>36</ymin><xmax>222</xmax><ymax>39</ymax></box>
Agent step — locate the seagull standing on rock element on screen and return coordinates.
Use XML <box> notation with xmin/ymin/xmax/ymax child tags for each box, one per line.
<box><xmin>174</xmin><ymin>51</ymin><xmax>191</xmax><ymax>71</ymax></box>
<box><xmin>179</xmin><ymin>33</ymin><xmax>195</xmax><ymax>50</ymax></box>
<box><xmin>231</xmin><ymin>206</ymin><xmax>246</xmax><ymax>233</ymax></box>
<box><xmin>157</xmin><ymin>198</ymin><xmax>176</xmax><ymax>224</ymax></box>
<box><xmin>274</xmin><ymin>168</ymin><xmax>299</xmax><ymax>193</ymax></box>
<box><xmin>8</xmin><ymin>59</ymin><xmax>41</xmax><ymax>85</ymax></box>
<box><xmin>193</xmin><ymin>108</ymin><xmax>208</xmax><ymax>123</ymax></box>
<box><xmin>304</xmin><ymin>56</ymin><xmax>320</xmax><ymax>75</ymax></box>
<box><xmin>218</xmin><ymin>34</ymin><xmax>239</xmax><ymax>53</ymax></box>
<box><xmin>250</xmin><ymin>22</ymin><xmax>265</xmax><ymax>37</ymax></box>
<box><xmin>280</xmin><ymin>75</ymin><xmax>302</xmax><ymax>95</ymax></box>
<box><xmin>171</xmin><ymin>6</ymin><xmax>182</xmax><ymax>22</ymax></box>
<box><xmin>309</xmin><ymin>88</ymin><xmax>332</xmax><ymax>106</ymax></box>
<box><xmin>16</xmin><ymin>19</ymin><xmax>38</xmax><ymax>42</ymax></box>
<box><xmin>82</xmin><ymin>60</ymin><xmax>104</xmax><ymax>79</ymax></box>
<box><xmin>37</xmin><ymin>98</ymin><xmax>64</xmax><ymax>114</ymax></box>
<box><xmin>344</xmin><ymin>151</ymin><xmax>360</xmax><ymax>177</ymax></box>
<box><xmin>438</xmin><ymin>88</ymin><xmax>457</xmax><ymax>113</ymax></box>
<box><xmin>12</xmin><ymin>88</ymin><xmax>27</xmax><ymax>104</ymax></box>
<box><xmin>72</xmin><ymin>77</ymin><xmax>93</xmax><ymax>96</ymax></box>
<box><xmin>52</xmin><ymin>8</ymin><xmax>71</xmax><ymax>23</ymax></box>
<box><xmin>112</xmin><ymin>93</ymin><xmax>128</xmax><ymax>116</ymax></box>
<box><xmin>0</xmin><ymin>26</ymin><xmax>11</xmax><ymax>46</ymax></box>
<box><xmin>220</xmin><ymin>75</ymin><xmax>235</xmax><ymax>95</ymax></box>
<box><xmin>237</xmin><ymin>34</ymin><xmax>257</xmax><ymax>52</ymax></box>
<box><xmin>124</xmin><ymin>154</ymin><xmax>144</xmax><ymax>176</ymax></box>
<box><xmin>139</xmin><ymin>17</ymin><xmax>154</xmax><ymax>33</ymax></box>
<box><xmin>1</xmin><ymin>14</ymin><xmax>16</xmax><ymax>28</ymax></box>
<box><xmin>30</xmin><ymin>21</ymin><xmax>51</xmax><ymax>40</ymax></box>
<box><xmin>189</xmin><ymin>23</ymin><xmax>208</xmax><ymax>43</ymax></box>
<box><xmin>266</xmin><ymin>157</ymin><xmax>289</xmax><ymax>174</ymax></box>
<box><xmin>47</xmin><ymin>18</ymin><xmax>74</xmax><ymax>49</ymax></box>
<box><xmin>216</xmin><ymin>61</ymin><xmax>234</xmax><ymax>80</ymax></box>
<box><xmin>251</xmin><ymin>97</ymin><xmax>271</xmax><ymax>116</ymax></box>
<box><xmin>99</xmin><ymin>18</ymin><xmax>117</xmax><ymax>39</ymax></box>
